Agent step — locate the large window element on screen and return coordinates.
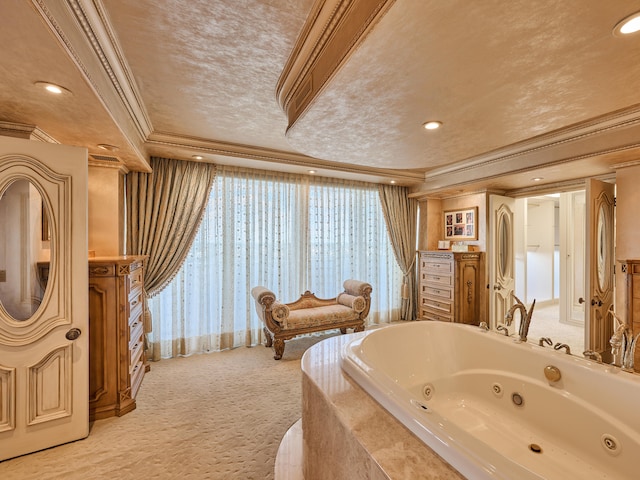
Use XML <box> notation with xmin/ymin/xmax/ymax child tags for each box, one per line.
<box><xmin>148</xmin><ymin>166</ymin><xmax>402</xmax><ymax>359</ymax></box>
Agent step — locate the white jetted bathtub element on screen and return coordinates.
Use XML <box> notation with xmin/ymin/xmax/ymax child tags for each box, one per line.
<box><xmin>340</xmin><ymin>321</ymin><xmax>640</xmax><ymax>480</ymax></box>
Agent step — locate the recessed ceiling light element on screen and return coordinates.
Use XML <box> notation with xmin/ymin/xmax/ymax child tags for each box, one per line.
<box><xmin>192</xmin><ymin>155</ymin><xmax>203</xmax><ymax>160</ymax></box>
<box><xmin>97</xmin><ymin>143</ymin><xmax>119</xmax><ymax>152</ymax></box>
<box><xmin>532</xmin><ymin>177</ymin><xmax>543</xmax><ymax>182</ymax></box>
<box><xmin>35</xmin><ymin>81</ymin><xmax>72</xmax><ymax>95</ymax></box>
<box><xmin>614</xmin><ymin>12</ymin><xmax>640</xmax><ymax>36</ymax></box>
<box><xmin>423</xmin><ymin>121</ymin><xmax>442</xmax><ymax>130</ymax></box>
<box><xmin>308</xmin><ymin>170</ymin><xmax>316</xmax><ymax>174</ymax></box>
<box><xmin>390</xmin><ymin>180</ymin><xmax>397</xmax><ymax>184</ymax></box>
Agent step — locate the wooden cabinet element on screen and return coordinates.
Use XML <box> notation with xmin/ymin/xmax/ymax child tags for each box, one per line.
<box><xmin>88</xmin><ymin>256</ymin><xmax>147</xmax><ymax>420</ymax></box>
<box><xmin>418</xmin><ymin>251</ymin><xmax>483</xmax><ymax>325</ymax></box>
<box><xmin>622</xmin><ymin>259</ymin><xmax>640</xmax><ymax>372</ymax></box>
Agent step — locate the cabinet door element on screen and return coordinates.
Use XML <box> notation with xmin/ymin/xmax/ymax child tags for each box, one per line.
<box><xmin>457</xmin><ymin>260</ymin><xmax>480</xmax><ymax>325</ymax></box>
<box><xmin>88</xmin><ymin>271</ymin><xmax>118</xmax><ymax>419</ymax></box>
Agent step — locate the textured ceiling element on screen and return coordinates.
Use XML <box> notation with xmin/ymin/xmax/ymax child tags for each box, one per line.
<box><xmin>2</xmin><ymin>0</ymin><xmax>640</xmax><ymax>195</ymax></box>
<box><xmin>103</xmin><ymin>0</ymin><xmax>312</xmax><ymax>152</ymax></box>
<box><xmin>287</xmin><ymin>0</ymin><xmax>640</xmax><ymax>170</ymax></box>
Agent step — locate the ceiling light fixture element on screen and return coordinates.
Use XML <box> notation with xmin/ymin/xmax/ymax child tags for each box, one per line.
<box><xmin>532</xmin><ymin>177</ymin><xmax>543</xmax><ymax>182</ymax></box>
<box><xmin>423</xmin><ymin>121</ymin><xmax>442</xmax><ymax>130</ymax></box>
<box><xmin>390</xmin><ymin>180</ymin><xmax>397</xmax><ymax>184</ymax></box>
<box><xmin>192</xmin><ymin>155</ymin><xmax>204</xmax><ymax>160</ymax></box>
<box><xmin>35</xmin><ymin>81</ymin><xmax>72</xmax><ymax>95</ymax></box>
<box><xmin>308</xmin><ymin>170</ymin><xmax>316</xmax><ymax>174</ymax></box>
<box><xmin>614</xmin><ymin>12</ymin><xmax>640</xmax><ymax>36</ymax></box>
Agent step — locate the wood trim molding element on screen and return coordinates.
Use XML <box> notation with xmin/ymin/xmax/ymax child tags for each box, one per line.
<box><xmin>146</xmin><ymin>131</ymin><xmax>424</xmax><ymax>184</ymax></box>
<box><xmin>276</xmin><ymin>0</ymin><xmax>396</xmax><ymax>132</ymax></box>
<box><xmin>0</xmin><ymin>122</ymin><xmax>60</xmax><ymax>144</ymax></box>
<box><xmin>31</xmin><ymin>0</ymin><xmax>151</xmax><ymax>171</ymax></box>
<box><xmin>422</xmin><ymin>104</ymin><xmax>640</xmax><ymax>191</ymax></box>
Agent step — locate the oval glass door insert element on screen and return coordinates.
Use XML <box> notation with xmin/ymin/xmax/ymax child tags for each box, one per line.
<box><xmin>0</xmin><ymin>178</ymin><xmax>52</xmax><ymax>321</ymax></box>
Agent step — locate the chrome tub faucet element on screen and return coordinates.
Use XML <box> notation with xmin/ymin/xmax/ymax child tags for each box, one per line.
<box><xmin>505</xmin><ymin>293</ymin><xmax>536</xmax><ymax>343</ymax></box>
<box><xmin>608</xmin><ymin>306</ymin><xmax>640</xmax><ymax>372</ymax></box>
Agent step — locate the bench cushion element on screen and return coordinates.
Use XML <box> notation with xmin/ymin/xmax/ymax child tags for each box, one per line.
<box><xmin>286</xmin><ymin>304</ymin><xmax>359</xmax><ymax>329</ymax></box>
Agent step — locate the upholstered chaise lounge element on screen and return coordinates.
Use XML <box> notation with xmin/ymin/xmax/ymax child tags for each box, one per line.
<box><xmin>251</xmin><ymin>280</ymin><xmax>372</xmax><ymax>360</ymax></box>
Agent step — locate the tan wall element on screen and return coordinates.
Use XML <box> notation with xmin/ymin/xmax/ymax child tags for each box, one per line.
<box><xmin>88</xmin><ymin>166</ymin><xmax>124</xmax><ymax>256</ymax></box>
<box><xmin>417</xmin><ymin>198</ymin><xmax>441</xmax><ymax>251</ymax></box>
<box><xmin>615</xmin><ymin>165</ymin><xmax>640</xmax><ymax>261</ymax></box>
<box><xmin>614</xmin><ymin>165</ymin><xmax>640</xmax><ymax>322</ymax></box>
<box><xmin>418</xmin><ymin>192</ymin><xmax>487</xmax><ymax>252</ymax></box>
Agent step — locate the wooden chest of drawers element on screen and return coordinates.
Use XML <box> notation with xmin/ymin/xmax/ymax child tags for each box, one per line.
<box><xmin>88</xmin><ymin>256</ymin><xmax>147</xmax><ymax>420</ymax></box>
<box><xmin>418</xmin><ymin>251</ymin><xmax>483</xmax><ymax>325</ymax></box>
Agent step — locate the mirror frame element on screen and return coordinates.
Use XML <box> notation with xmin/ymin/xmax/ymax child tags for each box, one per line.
<box><xmin>0</xmin><ymin>155</ymin><xmax>70</xmax><ymax>346</ymax></box>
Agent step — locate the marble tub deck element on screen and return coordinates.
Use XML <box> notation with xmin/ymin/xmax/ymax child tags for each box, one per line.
<box><xmin>275</xmin><ymin>330</ymin><xmax>464</xmax><ymax>480</ymax></box>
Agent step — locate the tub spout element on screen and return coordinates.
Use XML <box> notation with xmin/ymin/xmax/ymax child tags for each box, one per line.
<box><xmin>505</xmin><ymin>293</ymin><xmax>536</xmax><ymax>342</ymax></box>
<box><xmin>608</xmin><ymin>306</ymin><xmax>640</xmax><ymax>372</ymax></box>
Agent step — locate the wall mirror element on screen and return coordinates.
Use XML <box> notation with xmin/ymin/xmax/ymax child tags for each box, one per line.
<box><xmin>0</xmin><ymin>178</ymin><xmax>52</xmax><ymax>321</ymax></box>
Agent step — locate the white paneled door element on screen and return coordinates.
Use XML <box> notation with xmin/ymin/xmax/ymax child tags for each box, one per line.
<box><xmin>489</xmin><ymin>194</ymin><xmax>515</xmax><ymax>328</ymax></box>
<box><xmin>0</xmin><ymin>137</ymin><xmax>88</xmax><ymax>461</ymax></box>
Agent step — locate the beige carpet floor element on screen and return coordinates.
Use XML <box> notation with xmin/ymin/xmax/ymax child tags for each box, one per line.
<box><xmin>0</xmin><ymin>333</ymin><xmax>338</xmax><ymax>480</ymax></box>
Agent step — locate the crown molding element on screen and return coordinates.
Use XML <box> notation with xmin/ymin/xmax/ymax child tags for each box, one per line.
<box><xmin>146</xmin><ymin>131</ymin><xmax>424</xmax><ymax>184</ymax></box>
<box><xmin>88</xmin><ymin>153</ymin><xmax>128</xmax><ymax>173</ymax></box>
<box><xmin>31</xmin><ymin>0</ymin><xmax>151</xmax><ymax>169</ymax></box>
<box><xmin>276</xmin><ymin>0</ymin><xmax>396</xmax><ymax>132</ymax></box>
<box><xmin>421</xmin><ymin>103</ymin><xmax>640</xmax><ymax>191</ymax></box>
<box><xmin>0</xmin><ymin>122</ymin><xmax>59</xmax><ymax>144</ymax></box>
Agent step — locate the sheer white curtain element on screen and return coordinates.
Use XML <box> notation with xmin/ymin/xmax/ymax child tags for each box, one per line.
<box><xmin>148</xmin><ymin>166</ymin><xmax>402</xmax><ymax>359</ymax></box>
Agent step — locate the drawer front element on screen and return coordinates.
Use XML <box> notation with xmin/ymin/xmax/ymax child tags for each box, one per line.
<box><xmin>425</xmin><ymin>273</ymin><xmax>452</xmax><ymax>286</ymax></box>
<box><xmin>422</xmin><ymin>259</ymin><xmax>453</xmax><ymax>274</ymax></box>
<box><xmin>128</xmin><ymin>288</ymin><xmax>144</xmax><ymax>322</ymax></box>
<box><xmin>424</xmin><ymin>286</ymin><xmax>453</xmax><ymax>301</ymax></box>
<box><xmin>88</xmin><ymin>263</ymin><xmax>115</xmax><ymax>277</ymax></box>
<box><xmin>421</xmin><ymin>296</ymin><xmax>452</xmax><ymax>314</ymax></box>
<box><xmin>421</xmin><ymin>308</ymin><xmax>452</xmax><ymax>322</ymax></box>
<box><xmin>130</xmin><ymin>334</ymin><xmax>144</xmax><ymax>373</ymax></box>
<box><xmin>130</xmin><ymin>360</ymin><xmax>144</xmax><ymax>398</ymax></box>
<box><xmin>129</xmin><ymin>268</ymin><xmax>144</xmax><ymax>291</ymax></box>
<box><xmin>129</xmin><ymin>314</ymin><xmax>144</xmax><ymax>350</ymax></box>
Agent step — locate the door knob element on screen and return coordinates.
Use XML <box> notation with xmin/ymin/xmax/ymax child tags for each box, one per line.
<box><xmin>493</xmin><ymin>285</ymin><xmax>502</xmax><ymax>291</ymax></box>
<box><xmin>578</xmin><ymin>297</ymin><xmax>585</xmax><ymax>304</ymax></box>
<box><xmin>65</xmin><ymin>328</ymin><xmax>82</xmax><ymax>341</ymax></box>
<box><xmin>591</xmin><ymin>298</ymin><xmax>603</xmax><ymax>307</ymax></box>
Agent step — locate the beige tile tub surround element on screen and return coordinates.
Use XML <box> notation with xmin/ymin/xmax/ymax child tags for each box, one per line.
<box><xmin>301</xmin><ymin>333</ymin><xmax>464</xmax><ymax>480</ymax></box>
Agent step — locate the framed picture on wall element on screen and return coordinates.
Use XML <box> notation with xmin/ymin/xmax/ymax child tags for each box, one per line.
<box><xmin>443</xmin><ymin>207</ymin><xmax>478</xmax><ymax>240</ymax></box>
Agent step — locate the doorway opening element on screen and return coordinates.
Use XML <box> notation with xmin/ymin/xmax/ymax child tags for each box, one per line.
<box><xmin>513</xmin><ymin>191</ymin><xmax>585</xmax><ymax>354</ymax></box>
